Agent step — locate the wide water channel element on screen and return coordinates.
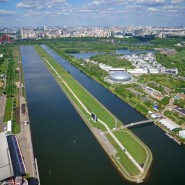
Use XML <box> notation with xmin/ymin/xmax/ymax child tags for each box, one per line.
<box><xmin>21</xmin><ymin>45</ymin><xmax>185</xmax><ymax>185</ymax></box>
<box><xmin>71</xmin><ymin>49</ymin><xmax>153</xmax><ymax>60</ymax></box>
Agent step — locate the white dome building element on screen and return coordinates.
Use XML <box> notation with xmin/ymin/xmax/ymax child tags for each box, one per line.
<box><xmin>109</xmin><ymin>71</ymin><xmax>132</xmax><ymax>82</ymax></box>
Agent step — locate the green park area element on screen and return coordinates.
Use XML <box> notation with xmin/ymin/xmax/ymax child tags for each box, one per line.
<box><xmin>3</xmin><ymin>97</ymin><xmax>13</xmax><ymax>122</ymax></box>
<box><xmin>0</xmin><ymin>45</ymin><xmax>20</xmax><ymax>133</ymax></box>
<box><xmin>138</xmin><ymin>74</ymin><xmax>185</xmax><ymax>92</ymax></box>
<box><xmin>34</xmin><ymin>45</ymin><xmax>152</xmax><ymax>182</ymax></box>
<box><xmin>90</xmin><ymin>54</ymin><xmax>134</xmax><ymax>69</ymax></box>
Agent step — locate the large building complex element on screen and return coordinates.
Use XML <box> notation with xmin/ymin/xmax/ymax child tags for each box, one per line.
<box><xmin>0</xmin><ymin>132</ymin><xmax>27</xmax><ymax>184</ymax></box>
<box><xmin>0</xmin><ymin>132</ymin><xmax>14</xmax><ymax>182</ymax></box>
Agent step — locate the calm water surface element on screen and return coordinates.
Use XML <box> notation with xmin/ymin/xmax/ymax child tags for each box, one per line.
<box><xmin>21</xmin><ymin>45</ymin><xmax>185</xmax><ymax>185</ymax></box>
<box><xmin>71</xmin><ymin>52</ymin><xmax>101</xmax><ymax>60</ymax></box>
<box><xmin>41</xmin><ymin>45</ymin><xmax>185</xmax><ymax>185</ymax></box>
<box><xmin>71</xmin><ymin>49</ymin><xmax>153</xmax><ymax>60</ymax></box>
<box><xmin>21</xmin><ymin>46</ymin><xmax>125</xmax><ymax>185</ymax></box>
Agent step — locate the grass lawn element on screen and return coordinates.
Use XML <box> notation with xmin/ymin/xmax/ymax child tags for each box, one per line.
<box><xmin>113</xmin><ymin>131</ymin><xmax>146</xmax><ymax>164</ymax></box>
<box><xmin>169</xmin><ymin>49</ymin><xmax>185</xmax><ymax>62</ymax></box>
<box><xmin>0</xmin><ymin>81</ymin><xmax>4</xmax><ymax>88</ymax></box>
<box><xmin>4</xmin><ymin>97</ymin><xmax>13</xmax><ymax>122</ymax></box>
<box><xmin>106</xmin><ymin>133</ymin><xmax>140</xmax><ymax>176</ymax></box>
<box><xmin>0</xmin><ymin>59</ymin><xmax>8</xmax><ymax>73</ymax></box>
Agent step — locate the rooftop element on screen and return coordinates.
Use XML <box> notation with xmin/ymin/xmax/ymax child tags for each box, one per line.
<box><xmin>0</xmin><ymin>132</ymin><xmax>14</xmax><ymax>182</ymax></box>
<box><xmin>159</xmin><ymin>119</ymin><xmax>180</xmax><ymax>131</ymax></box>
<box><xmin>109</xmin><ymin>71</ymin><xmax>131</xmax><ymax>81</ymax></box>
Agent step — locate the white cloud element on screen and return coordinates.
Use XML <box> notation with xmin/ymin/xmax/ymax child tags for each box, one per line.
<box><xmin>17</xmin><ymin>0</ymin><xmax>67</xmax><ymax>9</ymax></box>
<box><xmin>148</xmin><ymin>7</ymin><xmax>158</xmax><ymax>11</ymax></box>
<box><xmin>16</xmin><ymin>2</ymin><xmax>39</xmax><ymax>9</ymax></box>
<box><xmin>92</xmin><ymin>0</ymin><xmax>105</xmax><ymax>6</ymax></box>
<box><xmin>132</xmin><ymin>0</ymin><xmax>165</xmax><ymax>6</ymax></box>
<box><xmin>8</xmin><ymin>0</ymin><xmax>185</xmax><ymax>26</ymax></box>
<box><xmin>0</xmin><ymin>9</ymin><xmax>16</xmax><ymax>15</ymax></box>
<box><xmin>171</xmin><ymin>0</ymin><xmax>185</xmax><ymax>4</ymax></box>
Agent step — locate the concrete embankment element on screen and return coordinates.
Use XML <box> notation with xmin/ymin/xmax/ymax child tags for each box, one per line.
<box><xmin>16</xmin><ymin>57</ymin><xmax>40</xmax><ymax>184</ymax></box>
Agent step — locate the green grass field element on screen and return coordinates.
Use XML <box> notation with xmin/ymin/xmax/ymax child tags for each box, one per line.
<box><xmin>169</xmin><ymin>49</ymin><xmax>185</xmax><ymax>62</ymax></box>
<box><xmin>113</xmin><ymin>131</ymin><xmax>146</xmax><ymax>164</ymax></box>
<box><xmin>4</xmin><ymin>97</ymin><xmax>13</xmax><ymax>122</ymax></box>
<box><xmin>34</xmin><ymin>44</ymin><xmax>152</xmax><ymax>182</ymax></box>
<box><xmin>106</xmin><ymin>133</ymin><xmax>140</xmax><ymax>176</ymax></box>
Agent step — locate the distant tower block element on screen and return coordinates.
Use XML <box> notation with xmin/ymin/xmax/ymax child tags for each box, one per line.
<box><xmin>91</xmin><ymin>112</ymin><xmax>97</xmax><ymax>122</ymax></box>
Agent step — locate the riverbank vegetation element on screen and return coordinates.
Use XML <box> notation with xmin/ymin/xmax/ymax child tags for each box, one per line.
<box><xmin>90</xmin><ymin>54</ymin><xmax>134</xmax><ymax>69</ymax></box>
<box><xmin>0</xmin><ymin>45</ymin><xmax>20</xmax><ymax>133</ymax></box>
<box><xmin>164</xmin><ymin>110</ymin><xmax>185</xmax><ymax>125</ymax></box>
<box><xmin>156</xmin><ymin>51</ymin><xmax>185</xmax><ymax>77</ymax></box>
<box><xmin>138</xmin><ymin>74</ymin><xmax>185</xmax><ymax>92</ymax></box>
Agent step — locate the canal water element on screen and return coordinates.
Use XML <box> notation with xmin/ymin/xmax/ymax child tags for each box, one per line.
<box><xmin>71</xmin><ymin>49</ymin><xmax>152</xmax><ymax>60</ymax></box>
<box><xmin>21</xmin><ymin>45</ymin><xmax>185</xmax><ymax>185</ymax></box>
<box><xmin>40</xmin><ymin>45</ymin><xmax>185</xmax><ymax>185</ymax></box>
<box><xmin>71</xmin><ymin>51</ymin><xmax>101</xmax><ymax>60</ymax></box>
<box><xmin>21</xmin><ymin>46</ymin><xmax>125</xmax><ymax>185</ymax></box>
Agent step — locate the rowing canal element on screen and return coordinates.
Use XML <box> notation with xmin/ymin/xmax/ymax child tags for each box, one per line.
<box><xmin>21</xmin><ymin>45</ymin><xmax>185</xmax><ymax>185</ymax></box>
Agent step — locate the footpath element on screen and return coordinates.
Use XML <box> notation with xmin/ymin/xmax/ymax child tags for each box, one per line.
<box><xmin>16</xmin><ymin>60</ymin><xmax>40</xmax><ymax>184</ymax></box>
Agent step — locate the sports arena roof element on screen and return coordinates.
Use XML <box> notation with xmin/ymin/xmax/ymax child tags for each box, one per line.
<box><xmin>0</xmin><ymin>132</ymin><xmax>14</xmax><ymax>181</ymax></box>
<box><xmin>109</xmin><ymin>71</ymin><xmax>131</xmax><ymax>82</ymax></box>
<box><xmin>7</xmin><ymin>135</ymin><xmax>26</xmax><ymax>176</ymax></box>
<box><xmin>159</xmin><ymin>118</ymin><xmax>180</xmax><ymax>131</ymax></box>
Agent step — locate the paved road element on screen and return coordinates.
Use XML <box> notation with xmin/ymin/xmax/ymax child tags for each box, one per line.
<box><xmin>17</xmin><ymin>122</ymin><xmax>35</xmax><ymax>177</ymax></box>
<box><xmin>16</xmin><ymin>60</ymin><xmax>36</xmax><ymax>179</ymax></box>
<box><xmin>0</xmin><ymin>95</ymin><xmax>6</xmax><ymax>132</ymax></box>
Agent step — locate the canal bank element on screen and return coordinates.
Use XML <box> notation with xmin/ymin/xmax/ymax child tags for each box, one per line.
<box><xmin>40</xmin><ymin>53</ymin><xmax>152</xmax><ymax>182</ymax></box>
<box><xmin>40</xmin><ymin>44</ymin><xmax>185</xmax><ymax>185</ymax></box>
<box><xmin>18</xmin><ymin>49</ymin><xmax>40</xmax><ymax>184</ymax></box>
<box><xmin>21</xmin><ymin>45</ymin><xmax>130</xmax><ymax>185</ymax></box>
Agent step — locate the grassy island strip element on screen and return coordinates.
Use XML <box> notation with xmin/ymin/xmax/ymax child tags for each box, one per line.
<box><xmin>34</xmin><ymin>45</ymin><xmax>152</xmax><ymax>183</ymax></box>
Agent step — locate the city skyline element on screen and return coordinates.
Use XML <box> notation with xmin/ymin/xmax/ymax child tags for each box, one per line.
<box><xmin>0</xmin><ymin>0</ymin><xmax>185</xmax><ymax>27</ymax></box>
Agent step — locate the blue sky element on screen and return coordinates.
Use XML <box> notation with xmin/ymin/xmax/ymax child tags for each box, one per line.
<box><xmin>0</xmin><ymin>0</ymin><xmax>185</xmax><ymax>27</ymax></box>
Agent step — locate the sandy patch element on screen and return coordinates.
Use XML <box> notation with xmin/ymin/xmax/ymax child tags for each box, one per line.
<box><xmin>0</xmin><ymin>81</ymin><xmax>4</xmax><ymax>88</ymax></box>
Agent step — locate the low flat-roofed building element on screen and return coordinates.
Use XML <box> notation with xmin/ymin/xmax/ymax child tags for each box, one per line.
<box><xmin>7</xmin><ymin>135</ymin><xmax>26</xmax><ymax>177</ymax></box>
<box><xmin>7</xmin><ymin>120</ymin><xmax>12</xmax><ymax>133</ymax></box>
<box><xmin>173</xmin><ymin>107</ymin><xmax>185</xmax><ymax>116</ymax></box>
<box><xmin>0</xmin><ymin>132</ymin><xmax>14</xmax><ymax>182</ymax></box>
<box><xmin>179</xmin><ymin>130</ymin><xmax>185</xmax><ymax>139</ymax></box>
<box><xmin>159</xmin><ymin>118</ymin><xmax>180</xmax><ymax>131</ymax></box>
<box><xmin>148</xmin><ymin>68</ymin><xmax>159</xmax><ymax>74</ymax></box>
<box><xmin>127</xmin><ymin>68</ymin><xmax>148</xmax><ymax>75</ymax></box>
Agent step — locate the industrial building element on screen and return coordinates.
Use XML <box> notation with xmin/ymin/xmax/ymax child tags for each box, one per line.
<box><xmin>0</xmin><ymin>132</ymin><xmax>14</xmax><ymax>182</ymax></box>
<box><xmin>179</xmin><ymin>130</ymin><xmax>185</xmax><ymax>139</ymax></box>
<box><xmin>99</xmin><ymin>63</ymin><xmax>125</xmax><ymax>72</ymax></box>
<box><xmin>173</xmin><ymin>107</ymin><xmax>185</xmax><ymax>116</ymax></box>
<box><xmin>119</xmin><ymin>53</ymin><xmax>178</xmax><ymax>76</ymax></box>
<box><xmin>0</xmin><ymin>132</ymin><xmax>26</xmax><ymax>183</ymax></box>
<box><xmin>159</xmin><ymin>119</ymin><xmax>180</xmax><ymax>131</ymax></box>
